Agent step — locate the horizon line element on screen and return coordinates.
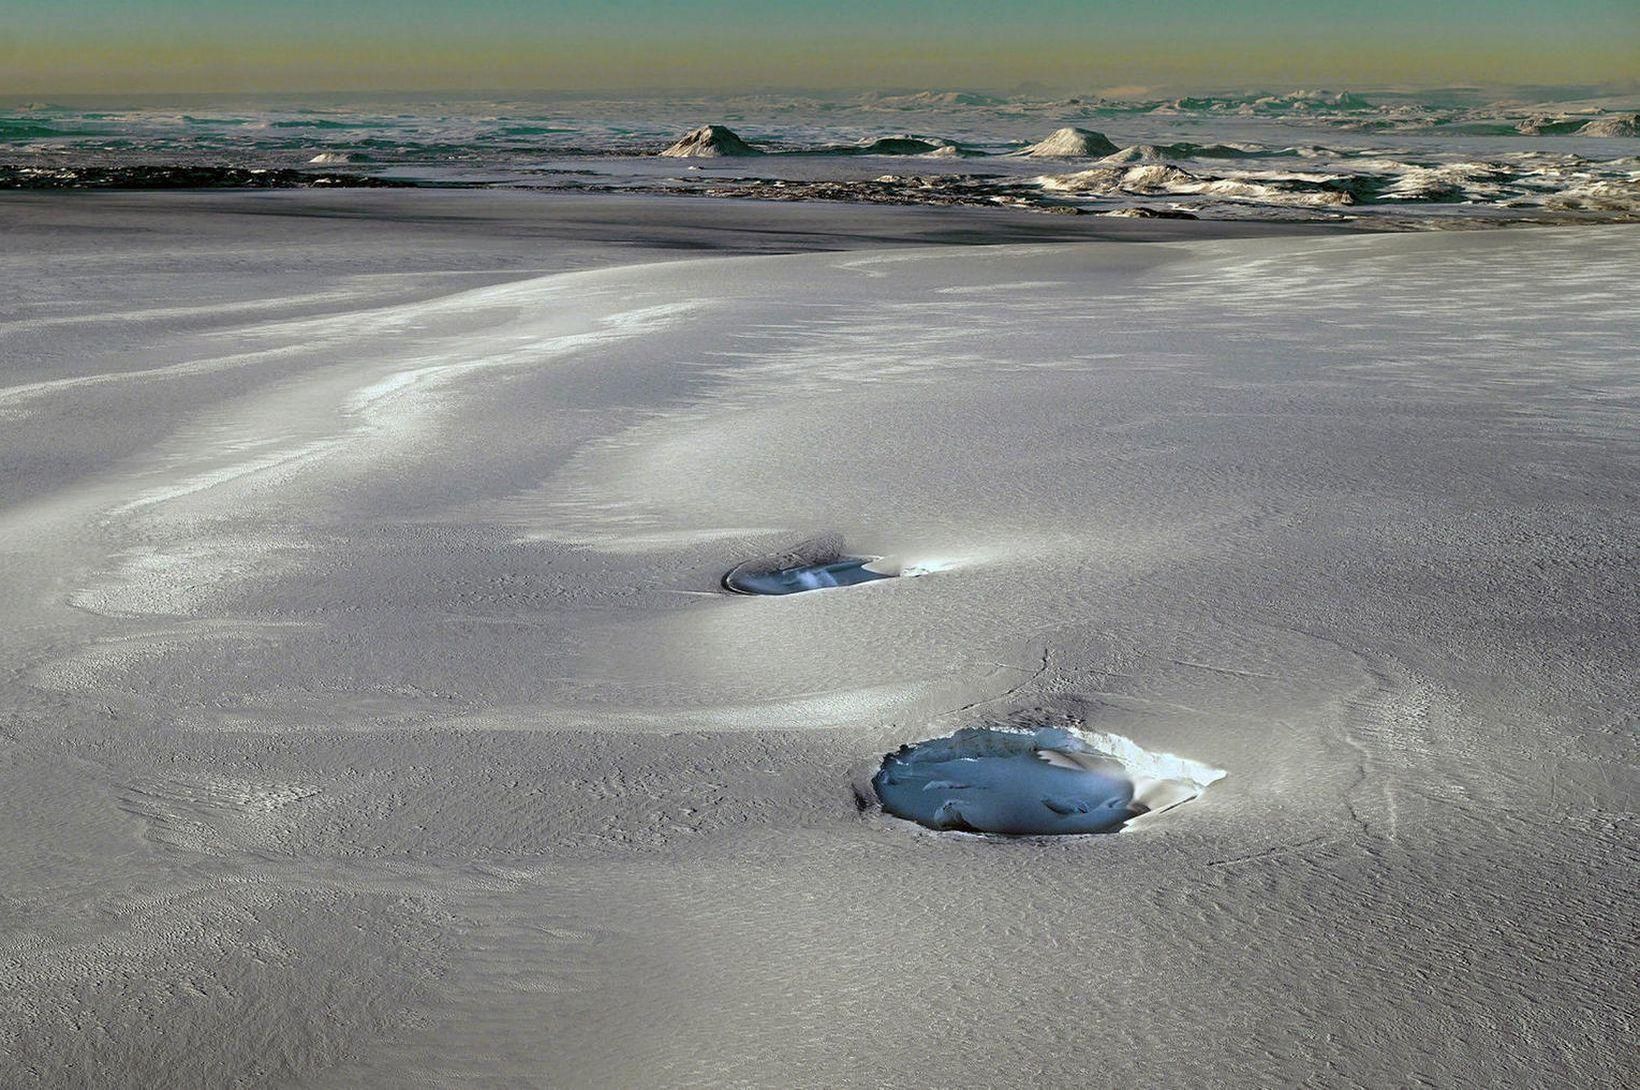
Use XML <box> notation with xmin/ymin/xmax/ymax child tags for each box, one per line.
<box><xmin>7</xmin><ymin>79</ymin><xmax>1639</xmax><ymax>102</ymax></box>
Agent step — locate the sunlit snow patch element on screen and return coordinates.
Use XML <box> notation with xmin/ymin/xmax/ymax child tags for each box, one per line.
<box><xmin>873</xmin><ymin>725</ymin><xmax>1224</xmax><ymax>835</ymax></box>
<box><xmin>723</xmin><ymin>556</ymin><xmax>895</xmax><ymax>595</ymax></box>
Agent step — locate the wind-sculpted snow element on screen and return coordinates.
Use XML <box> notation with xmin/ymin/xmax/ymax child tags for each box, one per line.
<box><xmin>1039</xmin><ymin>162</ymin><xmax>1361</xmax><ymax>207</ymax></box>
<box><xmin>1033</xmin><ymin>155</ymin><xmax>1640</xmax><ymax>217</ymax></box>
<box><xmin>3</xmin><ymin>87</ymin><xmax>1635</xmax><ymax>221</ymax></box>
<box><xmin>0</xmin><ymin>193</ymin><xmax>1636</xmax><ymax>1089</ymax></box>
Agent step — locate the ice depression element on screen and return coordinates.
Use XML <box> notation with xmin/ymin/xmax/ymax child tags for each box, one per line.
<box><xmin>723</xmin><ymin>556</ymin><xmax>898</xmax><ymax>595</ymax></box>
<box><xmin>873</xmin><ymin>725</ymin><xmax>1226</xmax><ymax>835</ymax></box>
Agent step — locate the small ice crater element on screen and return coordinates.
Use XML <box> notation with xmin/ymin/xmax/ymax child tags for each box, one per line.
<box><xmin>873</xmin><ymin>725</ymin><xmax>1224</xmax><ymax>836</ymax></box>
<box><xmin>724</xmin><ymin>556</ymin><xmax>894</xmax><ymax>595</ymax></box>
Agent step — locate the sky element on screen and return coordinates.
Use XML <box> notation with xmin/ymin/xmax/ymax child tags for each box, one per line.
<box><xmin>4</xmin><ymin>0</ymin><xmax>1637</xmax><ymax>95</ymax></box>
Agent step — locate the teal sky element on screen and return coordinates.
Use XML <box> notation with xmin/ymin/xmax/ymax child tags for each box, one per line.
<box><xmin>6</xmin><ymin>0</ymin><xmax>1638</xmax><ymax>94</ymax></box>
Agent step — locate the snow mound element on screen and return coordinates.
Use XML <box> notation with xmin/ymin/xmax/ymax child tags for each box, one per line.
<box><xmin>1099</xmin><ymin>142</ymin><xmax>1270</xmax><ymax>164</ymax></box>
<box><xmin>1375</xmin><ymin>161</ymin><xmax>1514</xmax><ymax>203</ymax></box>
<box><xmin>873</xmin><ymin>725</ymin><xmax>1224</xmax><ymax>836</ymax></box>
<box><xmin>1041</xmin><ymin>163</ymin><xmax>1199</xmax><ymax>192</ymax></box>
<box><xmin>1540</xmin><ymin>178</ymin><xmax>1640</xmax><ymax>215</ymax></box>
<box><xmin>660</xmin><ymin>125</ymin><xmax>762</xmax><ymax>158</ymax></box>
<box><xmin>1098</xmin><ymin>145</ymin><xmax>1171</xmax><ymax>164</ymax></box>
<box><xmin>832</xmin><ymin>135</ymin><xmax>969</xmax><ymax>157</ymax></box>
<box><xmin>859</xmin><ymin>135</ymin><xmax>944</xmax><ymax>155</ymax></box>
<box><xmin>1578</xmin><ymin>114</ymin><xmax>1639</xmax><ymax>138</ymax></box>
<box><xmin>1516</xmin><ymin>116</ymin><xmax>1593</xmax><ymax>136</ymax></box>
<box><xmin>1291</xmin><ymin>89</ymin><xmax>1375</xmax><ymax>110</ymax></box>
<box><xmin>1015</xmin><ymin>127</ymin><xmax>1119</xmax><ymax>159</ymax></box>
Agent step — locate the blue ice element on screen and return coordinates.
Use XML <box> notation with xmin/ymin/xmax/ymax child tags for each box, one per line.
<box><xmin>724</xmin><ymin>558</ymin><xmax>893</xmax><ymax>595</ymax></box>
<box><xmin>873</xmin><ymin>726</ymin><xmax>1142</xmax><ymax>835</ymax></box>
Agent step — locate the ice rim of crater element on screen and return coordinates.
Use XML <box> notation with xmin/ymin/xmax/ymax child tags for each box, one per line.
<box><xmin>867</xmin><ymin>723</ymin><xmax>1227</xmax><ymax>837</ymax></box>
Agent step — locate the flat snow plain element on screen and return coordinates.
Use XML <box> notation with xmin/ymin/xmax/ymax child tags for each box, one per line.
<box><xmin>1</xmin><ymin>192</ymin><xmax>1635</xmax><ymax>1088</ymax></box>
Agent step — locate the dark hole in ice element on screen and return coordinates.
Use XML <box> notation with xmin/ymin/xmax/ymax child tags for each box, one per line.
<box><xmin>873</xmin><ymin>725</ymin><xmax>1219</xmax><ymax>836</ymax></box>
<box><xmin>723</xmin><ymin>556</ymin><xmax>894</xmax><ymax>596</ymax></box>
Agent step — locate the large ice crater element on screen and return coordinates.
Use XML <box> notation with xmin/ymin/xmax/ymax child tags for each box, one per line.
<box><xmin>873</xmin><ymin>725</ymin><xmax>1225</xmax><ymax>835</ymax></box>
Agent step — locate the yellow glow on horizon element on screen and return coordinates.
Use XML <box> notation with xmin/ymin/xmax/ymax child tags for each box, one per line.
<box><xmin>3</xmin><ymin>30</ymin><xmax>1636</xmax><ymax>95</ymax></box>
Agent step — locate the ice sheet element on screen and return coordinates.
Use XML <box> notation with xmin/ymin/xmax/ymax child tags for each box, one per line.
<box><xmin>0</xmin><ymin>192</ymin><xmax>1634</xmax><ymax>1088</ymax></box>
